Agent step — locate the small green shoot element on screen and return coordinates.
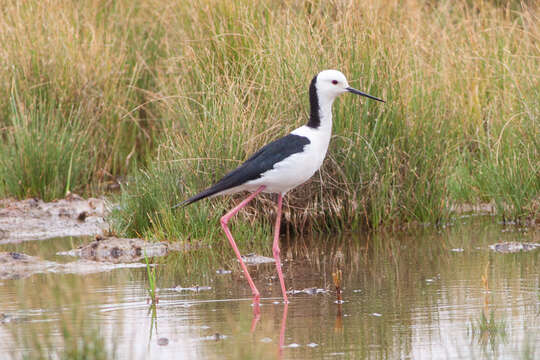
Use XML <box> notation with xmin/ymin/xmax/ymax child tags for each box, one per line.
<box><xmin>469</xmin><ymin>310</ymin><xmax>508</xmax><ymax>348</ymax></box>
<box><xmin>144</xmin><ymin>251</ymin><xmax>158</xmax><ymax>304</ymax></box>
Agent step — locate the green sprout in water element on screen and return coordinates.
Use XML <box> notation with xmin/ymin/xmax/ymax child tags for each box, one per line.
<box><xmin>469</xmin><ymin>309</ymin><xmax>507</xmax><ymax>353</ymax></box>
<box><xmin>144</xmin><ymin>252</ymin><xmax>158</xmax><ymax>304</ymax></box>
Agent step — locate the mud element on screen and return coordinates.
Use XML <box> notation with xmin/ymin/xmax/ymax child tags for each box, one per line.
<box><xmin>0</xmin><ymin>251</ymin><xmax>148</xmax><ymax>280</ymax></box>
<box><xmin>241</xmin><ymin>253</ymin><xmax>275</xmax><ymax>265</ymax></box>
<box><xmin>174</xmin><ymin>285</ymin><xmax>212</xmax><ymax>292</ymax></box>
<box><xmin>0</xmin><ymin>313</ymin><xmax>28</xmax><ymax>324</ymax></box>
<box><xmin>288</xmin><ymin>287</ymin><xmax>329</xmax><ymax>295</ymax></box>
<box><xmin>55</xmin><ymin>260</ymin><xmax>147</xmax><ymax>275</ymax></box>
<box><xmin>0</xmin><ymin>195</ymin><xmax>196</xmax><ymax>279</ymax></box>
<box><xmin>0</xmin><ymin>252</ymin><xmax>57</xmax><ymax>279</ymax></box>
<box><xmin>450</xmin><ymin>202</ymin><xmax>496</xmax><ymax>214</ymax></box>
<box><xmin>57</xmin><ymin>236</ymin><xmax>171</xmax><ymax>263</ymax></box>
<box><xmin>0</xmin><ymin>194</ymin><xmax>108</xmax><ymax>243</ymax></box>
<box><xmin>489</xmin><ymin>242</ymin><xmax>540</xmax><ymax>253</ymax></box>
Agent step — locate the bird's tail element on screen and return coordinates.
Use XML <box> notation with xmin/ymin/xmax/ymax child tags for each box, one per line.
<box><xmin>172</xmin><ymin>183</ymin><xmax>231</xmax><ymax>209</ymax></box>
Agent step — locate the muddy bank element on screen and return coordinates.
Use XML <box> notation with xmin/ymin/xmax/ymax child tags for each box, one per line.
<box><xmin>489</xmin><ymin>242</ymin><xmax>540</xmax><ymax>253</ymax></box>
<box><xmin>58</xmin><ymin>236</ymin><xmax>175</xmax><ymax>263</ymax></box>
<box><xmin>0</xmin><ymin>235</ymin><xmax>185</xmax><ymax>279</ymax></box>
<box><xmin>241</xmin><ymin>253</ymin><xmax>275</xmax><ymax>265</ymax></box>
<box><xmin>0</xmin><ymin>194</ymin><xmax>199</xmax><ymax>280</ymax></box>
<box><xmin>0</xmin><ymin>252</ymin><xmax>57</xmax><ymax>279</ymax></box>
<box><xmin>0</xmin><ymin>194</ymin><xmax>108</xmax><ymax>243</ymax></box>
<box><xmin>0</xmin><ymin>251</ymin><xmax>148</xmax><ymax>280</ymax></box>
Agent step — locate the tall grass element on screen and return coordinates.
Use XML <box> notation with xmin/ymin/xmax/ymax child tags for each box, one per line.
<box><xmin>0</xmin><ymin>0</ymin><xmax>164</xmax><ymax>193</ymax></box>
<box><xmin>0</xmin><ymin>90</ymin><xmax>93</xmax><ymax>201</ymax></box>
<box><xmin>0</xmin><ymin>0</ymin><xmax>538</xmax><ymax>238</ymax></box>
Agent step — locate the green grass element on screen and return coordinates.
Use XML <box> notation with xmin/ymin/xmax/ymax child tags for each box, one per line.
<box><xmin>144</xmin><ymin>251</ymin><xmax>158</xmax><ymax>304</ymax></box>
<box><xmin>0</xmin><ymin>90</ymin><xmax>94</xmax><ymax>201</ymax></box>
<box><xmin>0</xmin><ymin>0</ymin><xmax>538</xmax><ymax>240</ymax></box>
<box><xmin>110</xmin><ymin>160</ymin><xmax>271</xmax><ymax>242</ymax></box>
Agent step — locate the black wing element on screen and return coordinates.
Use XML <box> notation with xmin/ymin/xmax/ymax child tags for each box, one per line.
<box><xmin>175</xmin><ymin>134</ymin><xmax>310</xmax><ymax>207</ymax></box>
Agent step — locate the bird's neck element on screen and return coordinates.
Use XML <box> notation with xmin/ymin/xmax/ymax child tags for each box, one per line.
<box><xmin>307</xmin><ymin>79</ymin><xmax>335</xmax><ymax>132</ymax></box>
<box><xmin>310</xmin><ymin>98</ymin><xmax>334</xmax><ymax>134</ymax></box>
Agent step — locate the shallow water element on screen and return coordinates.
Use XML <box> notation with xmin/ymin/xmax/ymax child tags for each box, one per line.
<box><xmin>0</xmin><ymin>217</ymin><xmax>538</xmax><ymax>359</ymax></box>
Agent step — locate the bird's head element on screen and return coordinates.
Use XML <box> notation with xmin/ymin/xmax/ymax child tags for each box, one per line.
<box><xmin>314</xmin><ymin>69</ymin><xmax>384</xmax><ymax>103</ymax></box>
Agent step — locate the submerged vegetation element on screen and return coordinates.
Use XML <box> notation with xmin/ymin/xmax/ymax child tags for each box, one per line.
<box><xmin>0</xmin><ymin>0</ymin><xmax>538</xmax><ymax>239</ymax></box>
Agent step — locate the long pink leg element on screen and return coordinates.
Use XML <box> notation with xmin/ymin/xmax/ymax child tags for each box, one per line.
<box><xmin>250</xmin><ymin>299</ymin><xmax>261</xmax><ymax>333</ymax></box>
<box><xmin>279</xmin><ymin>302</ymin><xmax>289</xmax><ymax>356</ymax></box>
<box><xmin>273</xmin><ymin>194</ymin><xmax>288</xmax><ymax>303</ymax></box>
<box><xmin>220</xmin><ymin>185</ymin><xmax>266</xmax><ymax>299</ymax></box>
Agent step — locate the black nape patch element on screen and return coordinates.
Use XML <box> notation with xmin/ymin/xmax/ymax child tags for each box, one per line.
<box><xmin>307</xmin><ymin>75</ymin><xmax>320</xmax><ymax>128</ymax></box>
<box><xmin>180</xmin><ymin>134</ymin><xmax>311</xmax><ymax>206</ymax></box>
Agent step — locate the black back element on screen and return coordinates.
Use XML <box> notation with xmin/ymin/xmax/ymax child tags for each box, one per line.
<box><xmin>178</xmin><ymin>134</ymin><xmax>311</xmax><ymax>206</ymax></box>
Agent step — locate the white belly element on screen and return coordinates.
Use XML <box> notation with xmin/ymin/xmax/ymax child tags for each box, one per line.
<box><xmin>241</xmin><ymin>125</ymin><xmax>331</xmax><ymax>195</ymax></box>
<box><xmin>246</xmin><ymin>151</ymin><xmax>322</xmax><ymax>193</ymax></box>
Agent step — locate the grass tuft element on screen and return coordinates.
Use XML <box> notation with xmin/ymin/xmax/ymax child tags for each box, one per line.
<box><xmin>0</xmin><ymin>90</ymin><xmax>93</xmax><ymax>201</ymax></box>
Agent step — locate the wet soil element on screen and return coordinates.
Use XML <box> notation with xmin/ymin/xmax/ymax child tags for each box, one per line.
<box><xmin>0</xmin><ymin>233</ymin><xmax>189</xmax><ymax>279</ymax></box>
<box><xmin>0</xmin><ymin>194</ymin><xmax>107</xmax><ymax>243</ymax></box>
<box><xmin>58</xmin><ymin>236</ymin><xmax>172</xmax><ymax>263</ymax></box>
<box><xmin>241</xmin><ymin>253</ymin><xmax>275</xmax><ymax>265</ymax></box>
<box><xmin>489</xmin><ymin>241</ymin><xmax>540</xmax><ymax>253</ymax></box>
<box><xmin>0</xmin><ymin>251</ymin><xmax>149</xmax><ymax>280</ymax></box>
<box><xmin>0</xmin><ymin>194</ymin><xmax>186</xmax><ymax>279</ymax></box>
<box><xmin>0</xmin><ymin>252</ymin><xmax>56</xmax><ymax>280</ymax></box>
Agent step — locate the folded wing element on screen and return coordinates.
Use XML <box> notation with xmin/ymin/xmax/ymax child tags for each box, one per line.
<box><xmin>175</xmin><ymin>134</ymin><xmax>310</xmax><ymax>207</ymax></box>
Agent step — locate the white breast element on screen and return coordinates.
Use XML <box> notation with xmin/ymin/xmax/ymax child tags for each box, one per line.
<box><xmin>242</xmin><ymin>125</ymin><xmax>332</xmax><ymax>195</ymax></box>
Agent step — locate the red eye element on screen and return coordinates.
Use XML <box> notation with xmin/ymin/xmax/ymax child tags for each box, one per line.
<box><xmin>332</xmin><ymin>80</ymin><xmax>338</xmax><ymax>85</ymax></box>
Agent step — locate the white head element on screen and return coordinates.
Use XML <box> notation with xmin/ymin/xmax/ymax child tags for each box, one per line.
<box><xmin>306</xmin><ymin>70</ymin><xmax>384</xmax><ymax>128</ymax></box>
<box><xmin>314</xmin><ymin>69</ymin><xmax>384</xmax><ymax>104</ymax></box>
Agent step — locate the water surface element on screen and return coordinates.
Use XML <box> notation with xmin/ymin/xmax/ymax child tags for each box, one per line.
<box><xmin>0</xmin><ymin>217</ymin><xmax>538</xmax><ymax>359</ymax></box>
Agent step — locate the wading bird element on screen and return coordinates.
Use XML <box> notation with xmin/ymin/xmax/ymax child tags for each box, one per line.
<box><xmin>176</xmin><ymin>70</ymin><xmax>384</xmax><ymax>302</ymax></box>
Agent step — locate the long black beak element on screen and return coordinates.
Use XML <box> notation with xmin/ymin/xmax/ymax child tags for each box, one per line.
<box><xmin>346</xmin><ymin>87</ymin><xmax>385</xmax><ymax>103</ymax></box>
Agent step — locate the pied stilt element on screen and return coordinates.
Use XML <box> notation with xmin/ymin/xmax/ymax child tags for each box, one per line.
<box><xmin>176</xmin><ymin>70</ymin><xmax>384</xmax><ymax>302</ymax></box>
